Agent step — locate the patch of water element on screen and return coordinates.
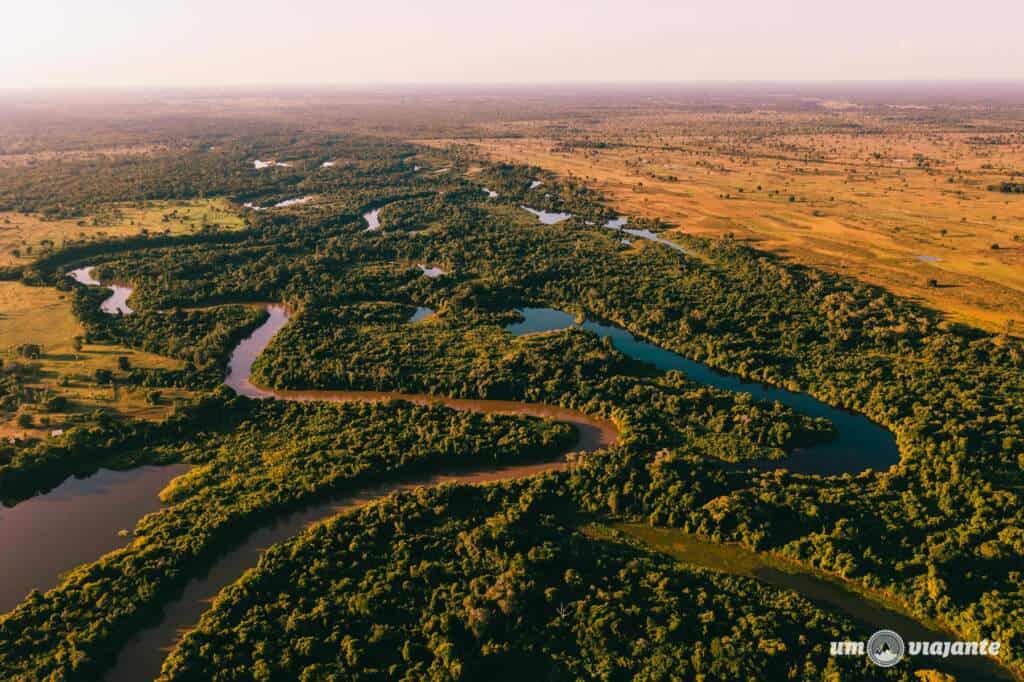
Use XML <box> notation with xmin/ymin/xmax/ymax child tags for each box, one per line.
<box><xmin>522</xmin><ymin>206</ymin><xmax>572</xmax><ymax>225</ymax></box>
<box><xmin>273</xmin><ymin>196</ymin><xmax>313</xmax><ymax>208</ymax></box>
<box><xmin>68</xmin><ymin>267</ymin><xmax>134</xmax><ymax>315</ymax></box>
<box><xmin>506</xmin><ymin>307</ymin><xmax>899</xmax><ymax>476</ymax></box>
<box><xmin>363</xmin><ymin>208</ymin><xmax>382</xmax><ymax>231</ymax></box>
<box><xmin>253</xmin><ymin>160</ymin><xmax>291</xmax><ymax>169</ymax></box>
<box><xmin>408</xmin><ymin>306</ymin><xmax>435</xmax><ymax>323</ymax></box>
<box><xmin>418</xmin><ymin>264</ymin><xmax>446</xmax><ymax>278</ymax></box>
<box><xmin>604</xmin><ymin>216</ymin><xmax>691</xmax><ymax>255</ymax></box>
<box><xmin>0</xmin><ymin>464</ymin><xmax>189</xmax><ymax>614</ymax></box>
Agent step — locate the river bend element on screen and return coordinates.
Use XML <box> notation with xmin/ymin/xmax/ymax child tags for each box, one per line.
<box><xmin>58</xmin><ymin>267</ymin><xmax>916</xmax><ymax>681</ymax></box>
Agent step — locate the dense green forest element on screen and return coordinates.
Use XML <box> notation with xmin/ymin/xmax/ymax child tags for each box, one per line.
<box><xmin>251</xmin><ymin>302</ymin><xmax>834</xmax><ymax>458</ymax></box>
<box><xmin>0</xmin><ymin>397</ymin><xmax>573</xmax><ymax>680</ymax></box>
<box><xmin>0</xmin><ymin>133</ymin><xmax>1021</xmax><ymax>680</ymax></box>
<box><xmin>69</xmin><ymin>283</ymin><xmax>268</xmax><ymax>385</ymax></box>
<box><xmin>159</xmin><ymin>479</ymin><xmax>911</xmax><ymax>682</ymax></box>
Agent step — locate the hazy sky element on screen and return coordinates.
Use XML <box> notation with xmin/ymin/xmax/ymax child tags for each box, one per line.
<box><xmin>2</xmin><ymin>0</ymin><xmax>1022</xmax><ymax>88</ymax></box>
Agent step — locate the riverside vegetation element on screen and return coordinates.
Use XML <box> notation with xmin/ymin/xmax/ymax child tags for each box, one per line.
<box><xmin>0</xmin><ymin>131</ymin><xmax>1020</xmax><ymax>681</ymax></box>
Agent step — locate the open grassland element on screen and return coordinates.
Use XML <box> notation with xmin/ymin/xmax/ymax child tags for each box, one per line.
<box><xmin>429</xmin><ymin>109</ymin><xmax>1024</xmax><ymax>334</ymax></box>
<box><xmin>0</xmin><ymin>282</ymin><xmax>187</xmax><ymax>439</ymax></box>
<box><xmin>0</xmin><ymin>198</ymin><xmax>246</xmax><ymax>267</ymax></box>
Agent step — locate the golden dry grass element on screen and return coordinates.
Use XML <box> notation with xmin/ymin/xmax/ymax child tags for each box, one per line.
<box><xmin>0</xmin><ymin>198</ymin><xmax>246</xmax><ymax>267</ymax></box>
<box><xmin>0</xmin><ymin>282</ymin><xmax>187</xmax><ymax>439</ymax></box>
<box><xmin>426</xmin><ymin>110</ymin><xmax>1024</xmax><ymax>334</ymax></box>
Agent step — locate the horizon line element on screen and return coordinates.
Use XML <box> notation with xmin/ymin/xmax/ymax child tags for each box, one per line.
<box><xmin>3</xmin><ymin>78</ymin><xmax>1024</xmax><ymax>94</ymax></box>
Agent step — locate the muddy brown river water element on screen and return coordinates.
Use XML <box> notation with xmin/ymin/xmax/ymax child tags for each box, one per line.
<box><xmin>25</xmin><ymin>269</ymin><xmax>1006</xmax><ymax>681</ymax></box>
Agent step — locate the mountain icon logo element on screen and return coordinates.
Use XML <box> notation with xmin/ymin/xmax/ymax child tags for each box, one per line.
<box><xmin>867</xmin><ymin>629</ymin><xmax>906</xmax><ymax>667</ymax></box>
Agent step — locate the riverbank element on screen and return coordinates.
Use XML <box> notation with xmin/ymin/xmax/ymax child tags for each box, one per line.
<box><xmin>606</xmin><ymin>522</ymin><xmax>1017</xmax><ymax>682</ymax></box>
<box><xmin>224</xmin><ymin>304</ymin><xmax>619</xmax><ymax>453</ymax></box>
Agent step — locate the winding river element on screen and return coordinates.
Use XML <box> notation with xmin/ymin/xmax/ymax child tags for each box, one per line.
<box><xmin>221</xmin><ymin>305</ymin><xmax>614</xmax><ymax>452</ymax></box>
<box><xmin>603</xmin><ymin>216</ymin><xmax>694</xmax><ymax>255</ymax></box>
<box><xmin>46</xmin><ymin>266</ymin><xmax>972</xmax><ymax>681</ymax></box>
<box><xmin>0</xmin><ymin>270</ymin><xmax>180</xmax><ymax>614</ymax></box>
<box><xmin>68</xmin><ymin>267</ymin><xmax>133</xmax><ymax>314</ymax></box>
<box><xmin>508</xmin><ymin>307</ymin><xmax>898</xmax><ymax>475</ymax></box>
<box><xmin>620</xmin><ymin>524</ymin><xmax>1013</xmax><ymax>681</ymax></box>
<box><xmin>518</xmin><ymin>210</ymin><xmax>693</xmax><ymax>255</ymax></box>
<box><xmin>0</xmin><ymin>464</ymin><xmax>189</xmax><ymax>614</ymax></box>
<box><xmin>104</xmin><ymin>302</ymin><xmax>615</xmax><ymax>681</ymax></box>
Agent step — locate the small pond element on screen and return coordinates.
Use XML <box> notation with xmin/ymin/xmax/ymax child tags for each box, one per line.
<box><xmin>522</xmin><ymin>206</ymin><xmax>572</xmax><ymax>225</ymax></box>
